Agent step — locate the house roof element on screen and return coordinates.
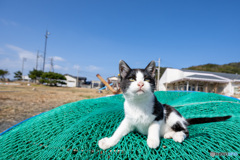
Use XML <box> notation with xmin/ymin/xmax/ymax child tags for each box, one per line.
<box><xmin>184</xmin><ymin>74</ymin><xmax>229</xmax><ymax>83</ymax></box>
<box><xmin>163</xmin><ymin>68</ymin><xmax>240</xmax><ymax>84</ymax></box>
<box><xmin>64</xmin><ymin>74</ymin><xmax>87</xmax><ymax>80</ymax></box>
<box><xmin>107</xmin><ymin>76</ymin><xmax>118</xmax><ymax>81</ymax></box>
<box><xmin>186</xmin><ymin>74</ymin><xmax>224</xmax><ymax>80</ymax></box>
<box><xmin>181</xmin><ymin>69</ymin><xmax>240</xmax><ymax>81</ymax></box>
<box><xmin>170</xmin><ymin>77</ymin><xmax>229</xmax><ymax>84</ymax></box>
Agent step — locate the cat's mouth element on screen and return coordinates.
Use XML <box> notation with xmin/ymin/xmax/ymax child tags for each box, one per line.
<box><xmin>136</xmin><ymin>89</ymin><xmax>145</xmax><ymax>94</ymax></box>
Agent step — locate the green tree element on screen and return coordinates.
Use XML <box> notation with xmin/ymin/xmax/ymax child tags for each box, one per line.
<box><xmin>14</xmin><ymin>71</ymin><xmax>22</xmax><ymax>80</ymax></box>
<box><xmin>40</xmin><ymin>72</ymin><xmax>66</xmax><ymax>86</ymax></box>
<box><xmin>184</xmin><ymin>62</ymin><xmax>240</xmax><ymax>74</ymax></box>
<box><xmin>28</xmin><ymin>69</ymin><xmax>43</xmax><ymax>83</ymax></box>
<box><xmin>0</xmin><ymin>69</ymin><xmax>9</xmax><ymax>79</ymax></box>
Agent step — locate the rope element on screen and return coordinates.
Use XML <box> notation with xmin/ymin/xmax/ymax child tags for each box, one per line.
<box><xmin>174</xmin><ymin>101</ymin><xmax>240</xmax><ymax>107</ymax></box>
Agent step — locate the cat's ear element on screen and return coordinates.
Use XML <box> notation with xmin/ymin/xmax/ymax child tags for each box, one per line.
<box><xmin>145</xmin><ymin>61</ymin><xmax>156</xmax><ymax>78</ymax></box>
<box><xmin>119</xmin><ymin>60</ymin><xmax>131</xmax><ymax>79</ymax></box>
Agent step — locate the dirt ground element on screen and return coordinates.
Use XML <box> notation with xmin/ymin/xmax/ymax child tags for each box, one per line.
<box><xmin>1</xmin><ymin>82</ymin><xmax>239</xmax><ymax>134</ymax></box>
<box><xmin>0</xmin><ymin>82</ymin><xmax>112</xmax><ymax>133</ymax></box>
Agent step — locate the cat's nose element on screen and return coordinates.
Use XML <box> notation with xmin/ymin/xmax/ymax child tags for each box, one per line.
<box><xmin>137</xmin><ymin>82</ymin><xmax>144</xmax><ymax>88</ymax></box>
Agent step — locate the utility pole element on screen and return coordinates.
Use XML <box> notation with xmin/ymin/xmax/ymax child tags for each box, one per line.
<box><xmin>43</xmin><ymin>30</ymin><xmax>50</xmax><ymax>72</ymax></box>
<box><xmin>50</xmin><ymin>57</ymin><xmax>54</xmax><ymax>72</ymax></box>
<box><xmin>156</xmin><ymin>58</ymin><xmax>160</xmax><ymax>91</ymax></box>
<box><xmin>21</xmin><ymin>58</ymin><xmax>27</xmax><ymax>80</ymax></box>
<box><xmin>76</xmin><ymin>67</ymin><xmax>80</xmax><ymax>87</ymax></box>
<box><xmin>36</xmin><ymin>50</ymin><xmax>39</xmax><ymax>70</ymax></box>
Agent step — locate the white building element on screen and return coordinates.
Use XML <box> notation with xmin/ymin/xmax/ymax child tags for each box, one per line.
<box><xmin>64</xmin><ymin>74</ymin><xmax>87</xmax><ymax>87</ymax></box>
<box><xmin>159</xmin><ymin>68</ymin><xmax>240</xmax><ymax>96</ymax></box>
<box><xmin>64</xmin><ymin>74</ymin><xmax>102</xmax><ymax>88</ymax></box>
<box><xmin>22</xmin><ymin>75</ymin><xmax>31</xmax><ymax>81</ymax></box>
<box><xmin>107</xmin><ymin>76</ymin><xmax>119</xmax><ymax>90</ymax></box>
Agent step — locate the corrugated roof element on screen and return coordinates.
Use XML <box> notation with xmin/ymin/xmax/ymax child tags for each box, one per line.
<box><xmin>181</xmin><ymin>69</ymin><xmax>240</xmax><ymax>80</ymax></box>
<box><xmin>186</xmin><ymin>74</ymin><xmax>224</xmax><ymax>80</ymax></box>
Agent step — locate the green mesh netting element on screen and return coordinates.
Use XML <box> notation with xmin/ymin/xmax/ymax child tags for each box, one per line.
<box><xmin>0</xmin><ymin>91</ymin><xmax>239</xmax><ymax>159</ymax></box>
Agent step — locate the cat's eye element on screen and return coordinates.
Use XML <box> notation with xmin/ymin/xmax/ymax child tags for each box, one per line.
<box><xmin>144</xmin><ymin>78</ymin><xmax>151</xmax><ymax>82</ymax></box>
<box><xmin>129</xmin><ymin>78</ymin><xmax>136</xmax><ymax>82</ymax></box>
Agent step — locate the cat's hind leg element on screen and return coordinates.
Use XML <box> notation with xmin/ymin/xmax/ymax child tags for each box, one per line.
<box><xmin>163</xmin><ymin>130</ymin><xmax>188</xmax><ymax>143</ymax></box>
<box><xmin>164</xmin><ymin>109</ymin><xmax>189</xmax><ymax>143</ymax></box>
<box><xmin>172</xmin><ymin>131</ymin><xmax>187</xmax><ymax>143</ymax></box>
<box><xmin>163</xmin><ymin>120</ymin><xmax>189</xmax><ymax>143</ymax></box>
<box><xmin>163</xmin><ymin>131</ymin><xmax>175</xmax><ymax>139</ymax></box>
<box><xmin>171</xmin><ymin>121</ymin><xmax>189</xmax><ymax>143</ymax></box>
<box><xmin>164</xmin><ymin>130</ymin><xmax>188</xmax><ymax>143</ymax></box>
<box><xmin>163</xmin><ymin>124</ymin><xmax>189</xmax><ymax>143</ymax></box>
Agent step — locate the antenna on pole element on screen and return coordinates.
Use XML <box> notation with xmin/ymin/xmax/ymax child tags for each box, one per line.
<box><xmin>43</xmin><ymin>30</ymin><xmax>50</xmax><ymax>72</ymax></box>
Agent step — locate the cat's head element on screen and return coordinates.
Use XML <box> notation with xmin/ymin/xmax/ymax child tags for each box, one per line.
<box><xmin>119</xmin><ymin>60</ymin><xmax>156</xmax><ymax>97</ymax></box>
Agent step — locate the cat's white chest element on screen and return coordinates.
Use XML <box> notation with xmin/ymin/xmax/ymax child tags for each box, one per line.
<box><xmin>124</xmin><ymin>100</ymin><xmax>155</xmax><ymax>135</ymax></box>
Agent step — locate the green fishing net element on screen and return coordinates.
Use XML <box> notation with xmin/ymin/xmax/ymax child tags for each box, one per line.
<box><xmin>0</xmin><ymin>91</ymin><xmax>239</xmax><ymax>159</ymax></box>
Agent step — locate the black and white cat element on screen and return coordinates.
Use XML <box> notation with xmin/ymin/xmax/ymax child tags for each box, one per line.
<box><xmin>98</xmin><ymin>60</ymin><xmax>231</xmax><ymax>150</ymax></box>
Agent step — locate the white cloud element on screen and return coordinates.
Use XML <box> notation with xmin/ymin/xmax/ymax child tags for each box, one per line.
<box><xmin>6</xmin><ymin>44</ymin><xmax>36</xmax><ymax>61</ymax></box>
<box><xmin>73</xmin><ymin>65</ymin><xmax>80</xmax><ymax>70</ymax></box>
<box><xmin>54</xmin><ymin>65</ymin><xmax>63</xmax><ymax>70</ymax></box>
<box><xmin>0</xmin><ymin>19</ymin><xmax>17</xmax><ymax>26</ymax></box>
<box><xmin>53</xmin><ymin>56</ymin><xmax>64</xmax><ymax>61</ymax></box>
<box><xmin>1</xmin><ymin>44</ymin><xmax>69</xmax><ymax>78</ymax></box>
<box><xmin>0</xmin><ymin>48</ymin><xmax>5</xmax><ymax>54</ymax></box>
<box><xmin>85</xmin><ymin>65</ymin><xmax>101</xmax><ymax>72</ymax></box>
<box><xmin>44</xmin><ymin>64</ymin><xmax>51</xmax><ymax>70</ymax></box>
<box><xmin>3</xmin><ymin>45</ymin><xmax>38</xmax><ymax>76</ymax></box>
<box><xmin>0</xmin><ymin>58</ymin><xmax>20</xmax><ymax>69</ymax></box>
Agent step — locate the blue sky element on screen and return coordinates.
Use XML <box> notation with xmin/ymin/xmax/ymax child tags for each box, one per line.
<box><xmin>0</xmin><ymin>0</ymin><xmax>239</xmax><ymax>81</ymax></box>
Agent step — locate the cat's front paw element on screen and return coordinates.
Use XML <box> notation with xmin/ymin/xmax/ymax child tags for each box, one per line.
<box><xmin>98</xmin><ymin>137</ymin><xmax>113</xmax><ymax>150</ymax></box>
<box><xmin>147</xmin><ymin>138</ymin><xmax>160</xmax><ymax>149</ymax></box>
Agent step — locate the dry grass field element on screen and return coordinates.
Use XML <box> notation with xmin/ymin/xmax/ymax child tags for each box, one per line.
<box><xmin>1</xmin><ymin>82</ymin><xmax>239</xmax><ymax>134</ymax></box>
<box><xmin>0</xmin><ymin>82</ymin><xmax>112</xmax><ymax>133</ymax></box>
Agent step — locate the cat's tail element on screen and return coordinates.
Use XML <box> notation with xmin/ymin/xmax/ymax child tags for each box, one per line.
<box><xmin>186</xmin><ymin>115</ymin><xmax>231</xmax><ymax>125</ymax></box>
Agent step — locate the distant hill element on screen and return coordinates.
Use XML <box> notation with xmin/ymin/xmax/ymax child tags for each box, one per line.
<box><xmin>183</xmin><ymin>62</ymin><xmax>240</xmax><ymax>74</ymax></box>
<box><xmin>156</xmin><ymin>62</ymin><xmax>240</xmax><ymax>79</ymax></box>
